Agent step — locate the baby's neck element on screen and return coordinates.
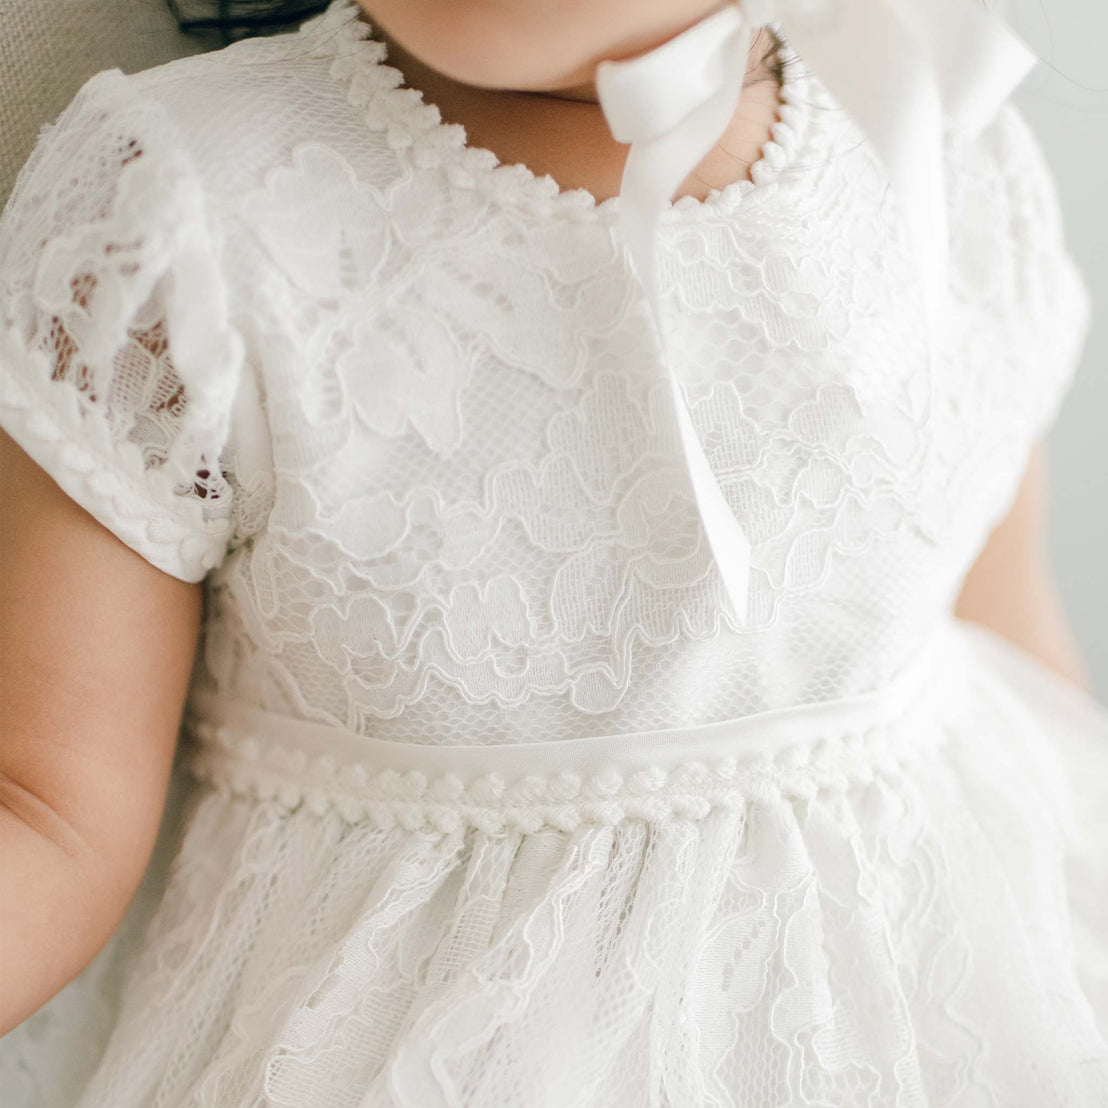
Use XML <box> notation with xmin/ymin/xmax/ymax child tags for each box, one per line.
<box><xmin>378</xmin><ymin>29</ymin><xmax>784</xmax><ymax>204</ymax></box>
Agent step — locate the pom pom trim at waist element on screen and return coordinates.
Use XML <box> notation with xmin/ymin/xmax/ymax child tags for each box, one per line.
<box><xmin>182</xmin><ymin>620</ymin><xmax>967</xmax><ymax>832</ymax></box>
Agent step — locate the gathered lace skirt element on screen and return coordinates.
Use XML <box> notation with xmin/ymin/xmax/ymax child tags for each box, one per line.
<box><xmin>3</xmin><ymin>617</ymin><xmax>1107</xmax><ymax>1108</ymax></box>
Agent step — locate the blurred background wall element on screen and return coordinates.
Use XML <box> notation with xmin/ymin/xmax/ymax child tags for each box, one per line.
<box><xmin>1007</xmin><ymin>0</ymin><xmax>1108</xmax><ymax>697</ymax></box>
<box><xmin>2</xmin><ymin>0</ymin><xmax>1105</xmax><ymax>694</ymax></box>
<box><xmin>0</xmin><ymin>0</ymin><xmax>205</xmax><ymax>196</ymax></box>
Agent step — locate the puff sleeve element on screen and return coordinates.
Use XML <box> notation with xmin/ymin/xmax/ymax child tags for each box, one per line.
<box><xmin>0</xmin><ymin>68</ymin><xmax>256</xmax><ymax>582</ymax></box>
<box><xmin>979</xmin><ymin>103</ymin><xmax>1094</xmax><ymax>445</ymax></box>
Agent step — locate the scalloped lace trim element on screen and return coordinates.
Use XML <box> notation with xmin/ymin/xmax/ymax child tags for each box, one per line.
<box><xmin>300</xmin><ymin>0</ymin><xmax>815</xmax><ymax>220</ymax></box>
<box><xmin>1</xmin><ymin>328</ymin><xmax>231</xmax><ymax>582</ymax></box>
<box><xmin>185</xmin><ymin>715</ymin><xmax>945</xmax><ymax>833</ymax></box>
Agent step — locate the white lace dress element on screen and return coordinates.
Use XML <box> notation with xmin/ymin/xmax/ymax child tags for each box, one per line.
<box><xmin>1</xmin><ymin>3</ymin><xmax>1106</xmax><ymax>1105</ymax></box>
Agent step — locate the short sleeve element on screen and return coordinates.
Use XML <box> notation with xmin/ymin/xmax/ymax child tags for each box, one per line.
<box><xmin>974</xmin><ymin>103</ymin><xmax>1094</xmax><ymax>445</ymax></box>
<box><xmin>0</xmin><ymin>68</ymin><xmax>253</xmax><ymax>582</ymax></box>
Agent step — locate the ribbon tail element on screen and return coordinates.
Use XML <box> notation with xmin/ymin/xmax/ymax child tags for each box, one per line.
<box><xmin>590</xmin><ymin>0</ymin><xmax>1038</xmax><ymax>627</ymax></box>
<box><xmin>779</xmin><ymin>0</ymin><xmax>1036</xmax><ymax>354</ymax></box>
<box><xmin>779</xmin><ymin>0</ymin><xmax>948</xmax><ymax>349</ymax></box>
<box><xmin>608</xmin><ymin>26</ymin><xmax>756</xmax><ymax>624</ymax></box>
<box><xmin>613</xmin><ymin>22</ymin><xmax>754</xmax><ymax>311</ymax></box>
<box><xmin>670</xmin><ymin>375</ymin><xmax>755</xmax><ymax>623</ymax></box>
<box><xmin>884</xmin><ymin>0</ymin><xmax>1037</xmax><ymax>136</ymax></box>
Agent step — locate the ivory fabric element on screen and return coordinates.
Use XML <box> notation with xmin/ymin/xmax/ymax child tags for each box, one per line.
<box><xmin>0</xmin><ymin>1</ymin><xmax>1106</xmax><ymax>1104</ymax></box>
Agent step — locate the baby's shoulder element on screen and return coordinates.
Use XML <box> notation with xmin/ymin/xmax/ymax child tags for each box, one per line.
<box><xmin>945</xmin><ymin>101</ymin><xmax>1087</xmax><ymax>323</ymax></box>
<box><xmin>116</xmin><ymin>25</ymin><xmax>397</xmax><ymax>202</ymax></box>
<box><xmin>947</xmin><ymin>102</ymin><xmax>1071</xmax><ymax>258</ymax></box>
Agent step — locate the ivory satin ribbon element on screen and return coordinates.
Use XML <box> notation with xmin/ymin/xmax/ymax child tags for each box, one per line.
<box><xmin>595</xmin><ymin>0</ymin><xmax>1036</xmax><ymax>625</ymax></box>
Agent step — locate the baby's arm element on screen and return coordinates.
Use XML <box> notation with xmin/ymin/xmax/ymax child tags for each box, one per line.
<box><xmin>0</xmin><ymin>428</ymin><xmax>202</xmax><ymax>1034</ymax></box>
<box><xmin>954</xmin><ymin>441</ymin><xmax>1091</xmax><ymax>691</ymax></box>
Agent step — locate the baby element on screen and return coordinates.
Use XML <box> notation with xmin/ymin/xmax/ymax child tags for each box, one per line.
<box><xmin>1</xmin><ymin>2</ymin><xmax>1104</xmax><ymax>1105</ymax></box>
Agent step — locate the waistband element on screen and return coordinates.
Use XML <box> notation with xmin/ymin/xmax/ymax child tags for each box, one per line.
<box><xmin>183</xmin><ymin>618</ymin><xmax>963</xmax><ymax>833</ymax></box>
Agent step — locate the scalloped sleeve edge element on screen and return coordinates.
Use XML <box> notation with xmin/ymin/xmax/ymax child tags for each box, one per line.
<box><xmin>1</xmin><ymin>326</ymin><xmax>232</xmax><ymax>583</ymax></box>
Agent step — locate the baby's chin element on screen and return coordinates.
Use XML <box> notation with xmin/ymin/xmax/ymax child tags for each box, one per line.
<box><xmin>355</xmin><ymin>0</ymin><xmax>727</xmax><ymax>93</ymax></box>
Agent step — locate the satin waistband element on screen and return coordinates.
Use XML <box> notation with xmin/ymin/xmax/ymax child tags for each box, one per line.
<box><xmin>181</xmin><ymin>619</ymin><xmax>964</xmax><ymax>831</ymax></box>
<box><xmin>187</xmin><ymin>618</ymin><xmax>956</xmax><ymax>778</ymax></box>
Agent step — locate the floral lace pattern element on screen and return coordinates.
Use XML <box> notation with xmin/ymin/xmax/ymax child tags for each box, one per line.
<box><xmin>189</xmin><ymin>2</ymin><xmax>1087</xmax><ymax>742</ymax></box>
<box><xmin>0</xmin><ymin>0</ymin><xmax>1090</xmax><ymax>739</ymax></box>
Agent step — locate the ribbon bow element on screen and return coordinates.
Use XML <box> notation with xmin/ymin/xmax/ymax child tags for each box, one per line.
<box><xmin>595</xmin><ymin>0</ymin><xmax>1036</xmax><ymax>624</ymax></box>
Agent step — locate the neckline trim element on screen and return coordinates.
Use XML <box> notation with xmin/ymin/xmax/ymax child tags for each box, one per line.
<box><xmin>304</xmin><ymin>0</ymin><xmax>814</xmax><ymax>222</ymax></box>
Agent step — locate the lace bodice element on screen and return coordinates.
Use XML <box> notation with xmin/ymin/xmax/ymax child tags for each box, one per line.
<box><xmin>0</xmin><ymin>0</ymin><xmax>1090</xmax><ymax>744</ymax></box>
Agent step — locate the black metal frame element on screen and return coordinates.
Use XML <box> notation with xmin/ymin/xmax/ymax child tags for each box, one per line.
<box><xmin>166</xmin><ymin>1</ymin><xmax>331</xmax><ymax>45</ymax></box>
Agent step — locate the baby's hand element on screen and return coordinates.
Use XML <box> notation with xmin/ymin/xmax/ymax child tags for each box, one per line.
<box><xmin>0</xmin><ymin>429</ymin><xmax>202</xmax><ymax>1034</ymax></box>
